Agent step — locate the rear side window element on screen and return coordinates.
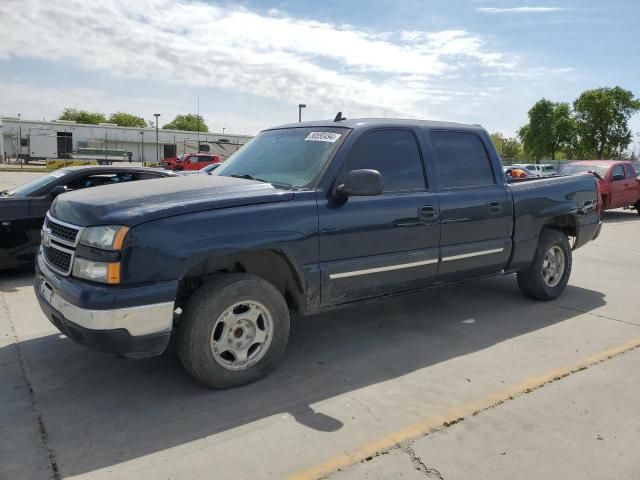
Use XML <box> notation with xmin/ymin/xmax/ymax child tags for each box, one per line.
<box><xmin>543</xmin><ymin>166</ymin><xmax>556</xmax><ymax>172</ymax></box>
<box><xmin>624</xmin><ymin>164</ymin><xmax>637</xmax><ymax>178</ymax></box>
<box><xmin>342</xmin><ymin>129</ymin><xmax>426</xmax><ymax>192</ymax></box>
<box><xmin>431</xmin><ymin>131</ymin><xmax>495</xmax><ymax>189</ymax></box>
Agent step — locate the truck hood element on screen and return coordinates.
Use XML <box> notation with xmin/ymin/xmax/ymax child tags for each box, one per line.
<box><xmin>49</xmin><ymin>175</ymin><xmax>294</xmax><ymax>227</ymax></box>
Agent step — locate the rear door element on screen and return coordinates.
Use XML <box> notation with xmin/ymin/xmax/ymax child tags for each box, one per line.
<box><xmin>428</xmin><ymin>130</ymin><xmax>512</xmax><ymax>281</ymax></box>
<box><xmin>318</xmin><ymin>128</ymin><xmax>441</xmax><ymax>306</ymax></box>
<box><xmin>198</xmin><ymin>155</ymin><xmax>212</xmax><ymax>169</ymax></box>
<box><xmin>623</xmin><ymin>164</ymin><xmax>640</xmax><ymax>205</ymax></box>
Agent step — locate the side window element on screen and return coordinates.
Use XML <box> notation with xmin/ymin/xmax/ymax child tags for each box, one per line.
<box><xmin>342</xmin><ymin>129</ymin><xmax>425</xmax><ymax>192</ymax></box>
<box><xmin>189</xmin><ymin>156</ymin><xmax>200</xmax><ymax>164</ymax></box>
<box><xmin>65</xmin><ymin>173</ymin><xmax>139</xmax><ymax>190</ymax></box>
<box><xmin>431</xmin><ymin>131</ymin><xmax>495</xmax><ymax>189</ymax></box>
<box><xmin>624</xmin><ymin>164</ymin><xmax>636</xmax><ymax>178</ymax></box>
<box><xmin>611</xmin><ymin>164</ymin><xmax>625</xmax><ymax>180</ymax></box>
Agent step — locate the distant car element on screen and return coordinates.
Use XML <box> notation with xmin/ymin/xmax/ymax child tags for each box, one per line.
<box><xmin>160</xmin><ymin>153</ymin><xmax>222</xmax><ymax>171</ymax></box>
<box><xmin>176</xmin><ymin>163</ymin><xmax>221</xmax><ymax>176</ymax></box>
<box><xmin>512</xmin><ymin>163</ymin><xmax>557</xmax><ymax>178</ymax></box>
<box><xmin>558</xmin><ymin>160</ymin><xmax>640</xmax><ymax>213</ymax></box>
<box><xmin>503</xmin><ymin>166</ymin><xmax>530</xmax><ymax>180</ymax></box>
<box><xmin>0</xmin><ymin>166</ymin><xmax>176</xmax><ymax>270</ymax></box>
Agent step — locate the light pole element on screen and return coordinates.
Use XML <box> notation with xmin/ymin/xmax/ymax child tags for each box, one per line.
<box><xmin>139</xmin><ymin>131</ymin><xmax>144</xmax><ymax>165</ymax></box>
<box><xmin>222</xmin><ymin>127</ymin><xmax>226</xmax><ymax>135</ymax></box>
<box><xmin>153</xmin><ymin>113</ymin><xmax>160</xmax><ymax>165</ymax></box>
<box><xmin>298</xmin><ymin>104</ymin><xmax>306</xmax><ymax>122</ymax></box>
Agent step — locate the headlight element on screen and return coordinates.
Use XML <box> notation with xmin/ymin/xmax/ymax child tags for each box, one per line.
<box><xmin>79</xmin><ymin>225</ymin><xmax>129</xmax><ymax>250</ymax></box>
<box><xmin>73</xmin><ymin>258</ymin><xmax>120</xmax><ymax>284</ymax></box>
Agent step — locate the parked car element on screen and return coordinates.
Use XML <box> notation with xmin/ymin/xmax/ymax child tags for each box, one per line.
<box><xmin>0</xmin><ymin>166</ymin><xmax>176</xmax><ymax>270</ymax></box>
<box><xmin>160</xmin><ymin>153</ymin><xmax>221</xmax><ymax>171</ymax></box>
<box><xmin>34</xmin><ymin>118</ymin><xmax>601</xmax><ymax>388</ymax></box>
<box><xmin>558</xmin><ymin>161</ymin><xmax>640</xmax><ymax>214</ymax></box>
<box><xmin>503</xmin><ymin>166</ymin><xmax>530</xmax><ymax>180</ymax></box>
<box><xmin>512</xmin><ymin>163</ymin><xmax>557</xmax><ymax>177</ymax></box>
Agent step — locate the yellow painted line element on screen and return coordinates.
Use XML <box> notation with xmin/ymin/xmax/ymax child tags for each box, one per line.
<box><xmin>289</xmin><ymin>336</ymin><xmax>640</xmax><ymax>480</ymax></box>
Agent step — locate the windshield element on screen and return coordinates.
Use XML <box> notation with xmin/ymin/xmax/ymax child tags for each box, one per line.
<box><xmin>558</xmin><ymin>164</ymin><xmax>608</xmax><ymax>177</ymax></box>
<box><xmin>3</xmin><ymin>170</ymin><xmax>68</xmax><ymax>197</ymax></box>
<box><xmin>213</xmin><ymin>127</ymin><xmax>348</xmax><ymax>189</ymax></box>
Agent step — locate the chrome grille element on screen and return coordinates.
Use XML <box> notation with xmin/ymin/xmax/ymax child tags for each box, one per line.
<box><xmin>43</xmin><ymin>245</ymin><xmax>72</xmax><ymax>274</ymax></box>
<box><xmin>45</xmin><ymin>216</ymin><xmax>80</xmax><ymax>245</ymax></box>
<box><xmin>42</xmin><ymin>213</ymin><xmax>83</xmax><ymax>276</ymax></box>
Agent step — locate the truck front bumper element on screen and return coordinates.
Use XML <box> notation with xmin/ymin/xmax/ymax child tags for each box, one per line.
<box><xmin>35</xmin><ymin>252</ymin><xmax>175</xmax><ymax>358</ymax></box>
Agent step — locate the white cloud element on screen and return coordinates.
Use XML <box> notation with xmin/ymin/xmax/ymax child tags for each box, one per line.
<box><xmin>0</xmin><ymin>0</ymin><xmax>524</xmax><ymax>121</ymax></box>
<box><xmin>477</xmin><ymin>7</ymin><xmax>563</xmax><ymax>14</ymax></box>
<box><xmin>0</xmin><ymin>0</ymin><xmax>578</xmax><ymax>136</ymax></box>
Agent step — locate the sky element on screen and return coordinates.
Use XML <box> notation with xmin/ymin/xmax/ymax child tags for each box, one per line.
<box><xmin>0</xmin><ymin>0</ymin><xmax>638</xmax><ymax>139</ymax></box>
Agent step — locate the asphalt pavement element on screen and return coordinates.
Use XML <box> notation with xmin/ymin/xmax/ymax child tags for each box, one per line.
<box><xmin>1</xmin><ymin>170</ymin><xmax>639</xmax><ymax>479</ymax></box>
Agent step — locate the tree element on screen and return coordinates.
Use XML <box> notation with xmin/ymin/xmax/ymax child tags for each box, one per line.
<box><xmin>502</xmin><ymin>137</ymin><xmax>522</xmax><ymax>159</ymax></box>
<box><xmin>108</xmin><ymin>112</ymin><xmax>146</xmax><ymax>128</ymax></box>
<box><xmin>518</xmin><ymin>98</ymin><xmax>575</xmax><ymax>160</ymax></box>
<box><xmin>490</xmin><ymin>132</ymin><xmax>505</xmax><ymax>155</ymax></box>
<box><xmin>59</xmin><ymin>108</ymin><xmax>106</xmax><ymax>125</ymax></box>
<box><xmin>162</xmin><ymin>114</ymin><xmax>208</xmax><ymax>132</ymax></box>
<box><xmin>573</xmin><ymin>86</ymin><xmax>640</xmax><ymax>159</ymax></box>
<box><xmin>518</xmin><ymin>99</ymin><xmax>575</xmax><ymax>161</ymax></box>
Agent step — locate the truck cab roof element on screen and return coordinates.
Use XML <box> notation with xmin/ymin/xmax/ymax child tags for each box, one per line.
<box><xmin>266</xmin><ymin>118</ymin><xmax>485</xmax><ymax>133</ymax></box>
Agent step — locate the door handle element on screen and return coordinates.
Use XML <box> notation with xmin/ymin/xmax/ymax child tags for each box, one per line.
<box><xmin>419</xmin><ymin>205</ymin><xmax>439</xmax><ymax>220</ymax></box>
<box><xmin>488</xmin><ymin>201</ymin><xmax>502</xmax><ymax>212</ymax></box>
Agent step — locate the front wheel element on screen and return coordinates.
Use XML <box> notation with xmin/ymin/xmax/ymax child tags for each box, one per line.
<box><xmin>177</xmin><ymin>274</ymin><xmax>290</xmax><ymax>389</ymax></box>
<box><xmin>517</xmin><ymin>229</ymin><xmax>572</xmax><ymax>301</ymax></box>
<box><xmin>635</xmin><ymin>200</ymin><xmax>640</xmax><ymax>216</ymax></box>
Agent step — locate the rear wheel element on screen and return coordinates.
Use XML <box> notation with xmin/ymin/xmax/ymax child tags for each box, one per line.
<box><xmin>635</xmin><ymin>200</ymin><xmax>640</xmax><ymax>216</ymax></box>
<box><xmin>517</xmin><ymin>229</ymin><xmax>572</xmax><ymax>301</ymax></box>
<box><xmin>177</xmin><ymin>274</ymin><xmax>290</xmax><ymax>388</ymax></box>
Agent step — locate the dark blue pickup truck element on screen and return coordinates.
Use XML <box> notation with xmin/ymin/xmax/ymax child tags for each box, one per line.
<box><xmin>34</xmin><ymin>118</ymin><xmax>602</xmax><ymax>388</ymax></box>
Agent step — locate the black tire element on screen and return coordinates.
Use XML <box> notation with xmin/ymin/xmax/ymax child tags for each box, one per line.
<box><xmin>635</xmin><ymin>200</ymin><xmax>640</xmax><ymax>216</ymax></box>
<box><xmin>177</xmin><ymin>274</ymin><xmax>290</xmax><ymax>389</ymax></box>
<box><xmin>517</xmin><ymin>229</ymin><xmax>572</xmax><ymax>301</ymax></box>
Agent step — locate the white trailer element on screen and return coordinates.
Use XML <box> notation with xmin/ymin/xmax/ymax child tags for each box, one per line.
<box><xmin>29</xmin><ymin>133</ymin><xmax>58</xmax><ymax>159</ymax></box>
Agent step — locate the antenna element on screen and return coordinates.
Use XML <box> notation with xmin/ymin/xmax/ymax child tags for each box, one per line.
<box><xmin>334</xmin><ymin>112</ymin><xmax>347</xmax><ymax>122</ymax></box>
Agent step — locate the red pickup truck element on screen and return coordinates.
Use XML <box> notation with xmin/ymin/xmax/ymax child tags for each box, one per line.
<box><xmin>161</xmin><ymin>153</ymin><xmax>222</xmax><ymax>171</ymax></box>
<box><xmin>559</xmin><ymin>160</ymin><xmax>640</xmax><ymax>214</ymax></box>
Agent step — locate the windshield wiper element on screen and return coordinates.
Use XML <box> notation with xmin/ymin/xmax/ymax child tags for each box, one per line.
<box><xmin>229</xmin><ymin>174</ymin><xmax>296</xmax><ymax>191</ymax></box>
<box><xmin>230</xmin><ymin>173</ymin><xmax>263</xmax><ymax>181</ymax></box>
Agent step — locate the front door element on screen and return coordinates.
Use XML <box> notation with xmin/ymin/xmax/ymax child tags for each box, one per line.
<box><xmin>428</xmin><ymin>130</ymin><xmax>512</xmax><ymax>281</ymax></box>
<box><xmin>609</xmin><ymin>164</ymin><xmax>627</xmax><ymax>208</ymax></box>
<box><xmin>318</xmin><ymin>129</ymin><xmax>440</xmax><ymax>307</ymax></box>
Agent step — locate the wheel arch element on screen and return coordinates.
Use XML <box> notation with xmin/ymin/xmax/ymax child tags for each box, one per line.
<box><xmin>177</xmin><ymin>249</ymin><xmax>306</xmax><ymax>314</ymax></box>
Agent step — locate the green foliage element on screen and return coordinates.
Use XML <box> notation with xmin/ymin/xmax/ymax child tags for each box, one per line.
<box><xmin>162</xmin><ymin>114</ymin><xmax>208</xmax><ymax>132</ymax></box>
<box><xmin>572</xmin><ymin>86</ymin><xmax>640</xmax><ymax>159</ymax></box>
<box><xmin>108</xmin><ymin>112</ymin><xmax>146</xmax><ymax>128</ymax></box>
<box><xmin>517</xmin><ymin>86</ymin><xmax>639</xmax><ymax>161</ymax></box>
<box><xmin>502</xmin><ymin>137</ymin><xmax>522</xmax><ymax>159</ymax></box>
<box><xmin>490</xmin><ymin>132</ymin><xmax>505</xmax><ymax>154</ymax></box>
<box><xmin>518</xmin><ymin>99</ymin><xmax>574</xmax><ymax>161</ymax></box>
<box><xmin>59</xmin><ymin>108</ymin><xmax>106</xmax><ymax>125</ymax></box>
<box><xmin>490</xmin><ymin>132</ymin><xmax>523</xmax><ymax>160</ymax></box>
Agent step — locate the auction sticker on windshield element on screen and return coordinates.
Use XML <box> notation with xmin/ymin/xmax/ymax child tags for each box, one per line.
<box><xmin>305</xmin><ymin>132</ymin><xmax>342</xmax><ymax>143</ymax></box>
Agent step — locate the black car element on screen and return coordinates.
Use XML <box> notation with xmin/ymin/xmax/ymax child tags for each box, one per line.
<box><xmin>0</xmin><ymin>166</ymin><xmax>175</xmax><ymax>270</ymax></box>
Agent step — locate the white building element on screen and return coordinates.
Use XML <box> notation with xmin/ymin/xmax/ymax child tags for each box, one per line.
<box><xmin>0</xmin><ymin>116</ymin><xmax>252</xmax><ymax>163</ymax></box>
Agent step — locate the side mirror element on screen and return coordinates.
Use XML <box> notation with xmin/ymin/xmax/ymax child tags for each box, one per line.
<box><xmin>335</xmin><ymin>169</ymin><xmax>384</xmax><ymax>197</ymax></box>
<box><xmin>50</xmin><ymin>185</ymin><xmax>67</xmax><ymax>198</ymax></box>
<box><xmin>612</xmin><ymin>173</ymin><xmax>625</xmax><ymax>182</ymax></box>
